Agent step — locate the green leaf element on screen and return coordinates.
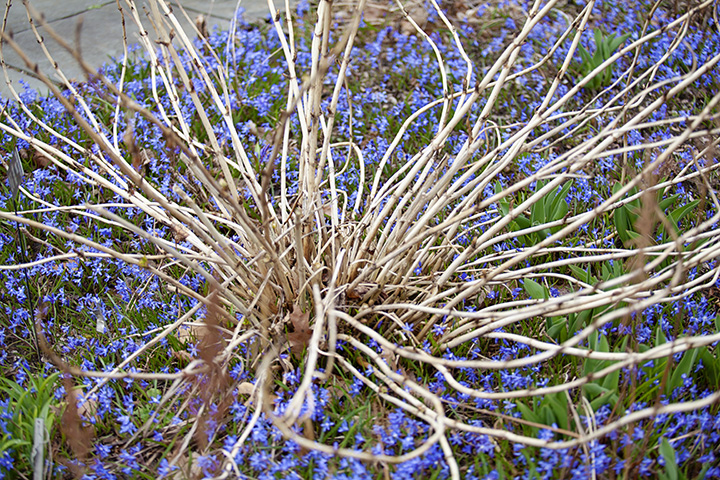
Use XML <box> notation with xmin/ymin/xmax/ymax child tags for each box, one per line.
<box><xmin>515</xmin><ymin>215</ymin><xmax>531</xmax><ymax>230</ymax></box>
<box><xmin>589</xmin><ymin>390</ymin><xmax>617</xmax><ymax>410</ymax></box>
<box><xmin>613</xmin><ymin>260</ymin><xmax>624</xmax><ymax>278</ymax></box>
<box><xmin>601</xmin><ymin>262</ymin><xmax>610</xmax><ymax>281</ymax></box>
<box><xmin>608</xmin><ymin>33</ymin><xmax>632</xmax><ymax>53</ymax></box>
<box><xmin>568</xmin><ymin>264</ymin><xmax>584</xmax><ymax>280</ymax></box>
<box><xmin>576</xmin><ymin>308</ymin><xmax>593</xmax><ymax>330</ymax></box>
<box><xmin>602</xmin><ymin>367</ymin><xmax>620</xmax><ymax>391</ymax></box>
<box><xmin>547</xmin><ymin>320</ymin><xmax>566</xmax><ymax>341</ymax></box>
<box><xmin>668</xmin><ymin>348</ymin><xmax>699</xmax><ymax>394</ymax></box>
<box><xmin>602</xmin><ymin>64</ymin><xmax>614</xmax><ymax>86</ymax></box>
<box><xmin>552</xmin><ymin>201</ymin><xmax>568</xmax><ymax>226</ymax></box>
<box><xmin>656</xmin><ymin>327</ymin><xmax>668</xmax><ymax>346</ymax></box>
<box><xmin>578</xmin><ymin>45</ymin><xmax>592</xmax><ymax>69</ymax></box>
<box><xmin>598</xmin><ymin>334</ymin><xmax>610</xmax><ymax>353</ymax></box>
<box><xmin>0</xmin><ymin>437</ymin><xmax>31</xmax><ymax>451</ymax></box>
<box><xmin>626</xmin><ymin>230</ymin><xmax>641</xmax><ymax>243</ymax></box>
<box><xmin>548</xmin><ymin>181</ymin><xmax>573</xmax><ymax>221</ymax></box>
<box><xmin>588</xmin><ymin>330</ymin><xmax>599</xmax><ymax>350</ymax></box>
<box><xmin>524</xmin><ymin>278</ymin><xmax>548</xmax><ymax>300</ymax></box>
<box><xmin>615</xmin><ymin>205</ymin><xmax>631</xmax><ymax>243</ymax></box>
<box><xmin>667</xmin><ymin>200</ymin><xmax>700</xmax><ymax>233</ymax></box>
<box><xmin>594</xmin><ymin>29</ymin><xmax>607</xmax><ymax>63</ymax></box>
<box><xmin>499</xmin><ymin>199</ymin><xmax>510</xmax><ymax>216</ymax></box>
<box><xmin>567</xmin><ymin>313</ymin><xmax>581</xmax><ymax>336</ymax></box>
<box><xmin>530</xmin><ymin>187</ymin><xmax>547</xmax><ymax>226</ymax></box>
<box><xmin>546</xmin><ymin>393</ymin><xmax>568</xmax><ymax>430</ymax></box>
<box><xmin>516</xmin><ymin>401</ymin><xmax>540</xmax><ymax>425</ymax></box>
<box><xmin>594</xmin><ymin>30</ymin><xmax>604</xmax><ymax>48</ymax></box>
<box><xmin>494</xmin><ymin>182</ymin><xmax>503</xmax><ymax>196</ymax></box>
<box><xmin>699</xmin><ymin>347</ymin><xmax>720</xmax><ymax>387</ymax></box>
<box><xmin>541</xmin><ymin>405</ymin><xmax>556</xmax><ymax>427</ymax></box>
<box><xmin>659</xmin><ymin>438</ymin><xmax>679</xmax><ymax>480</ymax></box>
<box><xmin>583</xmin><ymin>335</ymin><xmax>613</xmax><ymax>377</ymax></box>
<box><xmin>582</xmin><ymin>382</ymin><xmax>610</xmax><ymax>397</ymax></box>
<box><xmin>658</xmin><ymin>194</ymin><xmax>680</xmax><ymax>212</ymax></box>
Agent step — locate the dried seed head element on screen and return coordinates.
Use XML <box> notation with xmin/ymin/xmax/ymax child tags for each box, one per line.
<box><xmin>195</xmin><ymin>14</ymin><xmax>208</xmax><ymax>38</ymax></box>
<box><xmin>171</xmin><ymin>224</ymin><xmax>189</xmax><ymax>243</ymax></box>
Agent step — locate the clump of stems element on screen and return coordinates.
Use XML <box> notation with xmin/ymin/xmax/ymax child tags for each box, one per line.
<box><xmin>1</xmin><ymin>0</ymin><xmax>719</xmax><ymax>477</ymax></box>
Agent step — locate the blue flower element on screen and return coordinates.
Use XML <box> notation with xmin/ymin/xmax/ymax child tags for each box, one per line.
<box><xmin>117</xmin><ymin>415</ymin><xmax>136</xmax><ymax>435</ymax></box>
<box><xmin>157</xmin><ymin>459</ymin><xmax>178</xmax><ymax>478</ymax></box>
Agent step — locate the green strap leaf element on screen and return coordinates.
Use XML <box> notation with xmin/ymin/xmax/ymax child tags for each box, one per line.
<box><xmin>659</xmin><ymin>438</ymin><xmax>679</xmax><ymax>480</ymax></box>
<box><xmin>524</xmin><ymin>278</ymin><xmax>548</xmax><ymax>300</ymax></box>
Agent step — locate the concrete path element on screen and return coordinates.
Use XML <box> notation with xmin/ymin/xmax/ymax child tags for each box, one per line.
<box><xmin>0</xmin><ymin>0</ymin><xmax>288</xmax><ymax>98</ymax></box>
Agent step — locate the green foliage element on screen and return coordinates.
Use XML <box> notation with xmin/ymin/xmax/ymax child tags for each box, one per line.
<box><xmin>668</xmin><ymin>347</ymin><xmax>699</xmax><ymax>395</ymax></box>
<box><xmin>523</xmin><ymin>278</ymin><xmax>548</xmax><ymax>301</ymax></box>
<box><xmin>550</xmin><ymin>308</ymin><xmax>593</xmax><ymax>344</ymax></box>
<box><xmin>582</xmin><ymin>332</ymin><xmax>622</xmax><ymax>410</ymax></box>
<box><xmin>516</xmin><ymin>392</ymin><xmax>570</xmax><ymax>434</ymax></box>
<box><xmin>497</xmin><ymin>179</ymin><xmax>573</xmax><ymax>245</ymax></box>
<box><xmin>658</xmin><ymin>437</ymin><xmax>684</xmax><ymax>480</ymax></box>
<box><xmin>635</xmin><ymin>327</ymin><xmax>709</xmax><ymax>400</ymax></box>
<box><xmin>0</xmin><ymin>371</ymin><xmax>61</xmax><ymax>476</ymax></box>
<box><xmin>612</xmin><ymin>183</ymin><xmax>641</xmax><ymax>246</ymax></box>
<box><xmin>574</xmin><ymin>29</ymin><xmax>632</xmax><ymax>91</ymax></box>
<box><xmin>698</xmin><ymin>345</ymin><xmax>720</xmax><ymax>389</ymax></box>
<box><xmin>612</xmin><ymin>182</ymin><xmax>700</xmax><ymax>248</ymax></box>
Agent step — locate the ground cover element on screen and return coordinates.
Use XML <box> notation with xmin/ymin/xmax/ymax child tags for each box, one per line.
<box><xmin>0</xmin><ymin>0</ymin><xmax>719</xmax><ymax>478</ymax></box>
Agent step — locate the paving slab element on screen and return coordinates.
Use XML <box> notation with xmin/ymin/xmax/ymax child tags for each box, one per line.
<box><xmin>0</xmin><ymin>0</ymin><xmax>290</xmax><ymax>99</ymax></box>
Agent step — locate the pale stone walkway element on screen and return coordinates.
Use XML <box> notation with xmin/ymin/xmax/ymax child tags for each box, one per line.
<box><xmin>0</xmin><ymin>0</ymin><xmax>287</xmax><ymax>98</ymax></box>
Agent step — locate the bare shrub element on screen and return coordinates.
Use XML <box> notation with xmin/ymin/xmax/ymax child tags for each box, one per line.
<box><xmin>1</xmin><ymin>0</ymin><xmax>719</xmax><ymax>477</ymax></box>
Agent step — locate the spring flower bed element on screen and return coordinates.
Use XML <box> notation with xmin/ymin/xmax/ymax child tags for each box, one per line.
<box><xmin>1</xmin><ymin>0</ymin><xmax>720</xmax><ymax>478</ymax></box>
